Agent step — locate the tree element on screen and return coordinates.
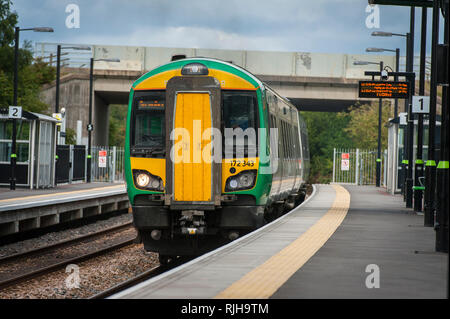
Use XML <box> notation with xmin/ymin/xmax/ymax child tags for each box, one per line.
<box><xmin>108</xmin><ymin>104</ymin><xmax>127</xmax><ymax>146</ymax></box>
<box><xmin>0</xmin><ymin>0</ymin><xmax>55</xmax><ymax>113</ymax></box>
<box><xmin>0</xmin><ymin>0</ymin><xmax>17</xmax><ymax>47</ymax></box>
<box><xmin>65</xmin><ymin>128</ymin><xmax>77</xmax><ymax>145</ymax></box>
<box><xmin>301</xmin><ymin>111</ymin><xmax>353</xmax><ymax>183</ymax></box>
<box><xmin>344</xmin><ymin>101</ymin><xmax>392</xmax><ymax>150</ymax></box>
<box><xmin>300</xmin><ymin>101</ymin><xmax>393</xmax><ymax>184</ymax></box>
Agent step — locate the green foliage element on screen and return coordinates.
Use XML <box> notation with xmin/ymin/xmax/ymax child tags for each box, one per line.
<box><xmin>301</xmin><ymin>101</ymin><xmax>393</xmax><ymax>184</ymax></box>
<box><xmin>301</xmin><ymin>111</ymin><xmax>353</xmax><ymax>184</ymax></box>
<box><xmin>345</xmin><ymin>102</ymin><xmax>392</xmax><ymax>150</ymax></box>
<box><xmin>65</xmin><ymin>128</ymin><xmax>77</xmax><ymax>145</ymax></box>
<box><xmin>0</xmin><ymin>0</ymin><xmax>17</xmax><ymax>47</ymax></box>
<box><xmin>108</xmin><ymin>104</ymin><xmax>127</xmax><ymax>146</ymax></box>
<box><xmin>0</xmin><ymin>2</ymin><xmax>55</xmax><ymax>114</ymax></box>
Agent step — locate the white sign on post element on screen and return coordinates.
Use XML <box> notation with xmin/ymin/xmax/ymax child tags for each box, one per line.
<box><xmin>98</xmin><ymin>150</ymin><xmax>107</xmax><ymax>168</ymax></box>
<box><xmin>412</xmin><ymin>96</ymin><xmax>430</xmax><ymax>113</ymax></box>
<box><xmin>341</xmin><ymin>159</ymin><xmax>350</xmax><ymax>171</ymax></box>
<box><xmin>8</xmin><ymin>106</ymin><xmax>22</xmax><ymax>119</ymax></box>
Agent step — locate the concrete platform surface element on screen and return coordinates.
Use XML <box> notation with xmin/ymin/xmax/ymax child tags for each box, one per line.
<box><xmin>112</xmin><ymin>184</ymin><xmax>447</xmax><ymax>299</ymax></box>
<box><xmin>0</xmin><ymin>182</ymin><xmax>125</xmax><ymax>201</ymax></box>
<box><xmin>0</xmin><ymin>182</ymin><xmax>128</xmax><ymax>236</ymax></box>
<box><xmin>0</xmin><ymin>182</ymin><xmax>126</xmax><ymax>212</ymax></box>
<box><xmin>272</xmin><ymin>185</ymin><xmax>447</xmax><ymax>299</ymax></box>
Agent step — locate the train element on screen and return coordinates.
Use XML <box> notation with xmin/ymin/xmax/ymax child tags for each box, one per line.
<box><xmin>124</xmin><ymin>57</ymin><xmax>310</xmax><ymax>263</ymax></box>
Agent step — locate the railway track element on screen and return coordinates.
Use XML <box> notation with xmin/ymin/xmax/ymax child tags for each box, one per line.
<box><xmin>0</xmin><ymin>222</ymin><xmax>135</xmax><ymax>291</ymax></box>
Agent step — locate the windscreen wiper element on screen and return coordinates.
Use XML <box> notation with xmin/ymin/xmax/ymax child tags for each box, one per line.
<box><xmin>131</xmin><ymin>147</ymin><xmax>165</xmax><ymax>157</ymax></box>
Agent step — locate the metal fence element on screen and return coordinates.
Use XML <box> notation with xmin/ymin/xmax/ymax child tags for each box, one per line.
<box><xmin>54</xmin><ymin>145</ymin><xmax>124</xmax><ymax>184</ymax></box>
<box><xmin>332</xmin><ymin>148</ymin><xmax>387</xmax><ymax>186</ymax></box>
<box><xmin>56</xmin><ymin>145</ymin><xmax>70</xmax><ymax>184</ymax></box>
<box><xmin>90</xmin><ymin>146</ymin><xmax>125</xmax><ymax>182</ymax></box>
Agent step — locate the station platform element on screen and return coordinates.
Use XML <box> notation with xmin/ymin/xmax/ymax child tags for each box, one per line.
<box><xmin>113</xmin><ymin>184</ymin><xmax>447</xmax><ymax>299</ymax></box>
<box><xmin>0</xmin><ymin>182</ymin><xmax>129</xmax><ymax>236</ymax></box>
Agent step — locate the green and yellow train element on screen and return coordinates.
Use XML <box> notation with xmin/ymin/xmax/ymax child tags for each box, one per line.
<box><xmin>125</xmin><ymin>57</ymin><xmax>309</xmax><ymax>262</ymax></box>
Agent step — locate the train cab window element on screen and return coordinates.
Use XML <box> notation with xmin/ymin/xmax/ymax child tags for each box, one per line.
<box><xmin>131</xmin><ymin>91</ymin><xmax>165</xmax><ymax>157</ymax></box>
<box><xmin>222</xmin><ymin>91</ymin><xmax>258</xmax><ymax>158</ymax></box>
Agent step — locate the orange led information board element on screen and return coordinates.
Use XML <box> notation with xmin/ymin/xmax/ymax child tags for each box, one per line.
<box><xmin>138</xmin><ymin>99</ymin><xmax>164</xmax><ymax>109</ymax></box>
<box><xmin>358</xmin><ymin>81</ymin><xmax>409</xmax><ymax>98</ymax></box>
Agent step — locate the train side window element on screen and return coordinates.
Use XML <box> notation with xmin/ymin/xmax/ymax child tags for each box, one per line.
<box><xmin>282</xmin><ymin>121</ymin><xmax>287</xmax><ymax>159</ymax></box>
<box><xmin>287</xmin><ymin>123</ymin><xmax>291</xmax><ymax>159</ymax></box>
<box><xmin>294</xmin><ymin>125</ymin><xmax>300</xmax><ymax>158</ymax></box>
<box><xmin>288</xmin><ymin>124</ymin><xmax>293</xmax><ymax>159</ymax></box>
<box><xmin>291</xmin><ymin>125</ymin><xmax>296</xmax><ymax>159</ymax></box>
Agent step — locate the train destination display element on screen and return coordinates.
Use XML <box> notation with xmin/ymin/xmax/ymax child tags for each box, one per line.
<box><xmin>358</xmin><ymin>81</ymin><xmax>410</xmax><ymax>98</ymax></box>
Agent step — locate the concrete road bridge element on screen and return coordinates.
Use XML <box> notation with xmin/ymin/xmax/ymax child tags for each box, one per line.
<box><xmin>38</xmin><ymin>44</ymin><xmax>397</xmax><ymax>146</ymax></box>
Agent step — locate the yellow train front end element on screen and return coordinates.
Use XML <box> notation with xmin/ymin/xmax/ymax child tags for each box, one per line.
<box><xmin>125</xmin><ymin>59</ymin><xmax>271</xmax><ymax>260</ymax></box>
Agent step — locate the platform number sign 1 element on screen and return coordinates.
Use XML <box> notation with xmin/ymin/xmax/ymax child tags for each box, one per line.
<box><xmin>8</xmin><ymin>106</ymin><xmax>22</xmax><ymax>119</ymax></box>
<box><xmin>412</xmin><ymin>96</ymin><xmax>430</xmax><ymax>114</ymax></box>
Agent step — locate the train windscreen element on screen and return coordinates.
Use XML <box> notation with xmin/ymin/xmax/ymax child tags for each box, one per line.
<box><xmin>131</xmin><ymin>91</ymin><xmax>165</xmax><ymax>157</ymax></box>
<box><xmin>222</xmin><ymin>91</ymin><xmax>258</xmax><ymax>158</ymax></box>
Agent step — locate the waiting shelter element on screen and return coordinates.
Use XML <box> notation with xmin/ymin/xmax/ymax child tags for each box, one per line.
<box><xmin>0</xmin><ymin>108</ymin><xmax>60</xmax><ymax>188</ymax></box>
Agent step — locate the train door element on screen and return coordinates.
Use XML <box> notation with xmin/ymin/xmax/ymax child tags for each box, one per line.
<box><xmin>165</xmin><ymin>76</ymin><xmax>222</xmax><ymax>208</ymax></box>
<box><xmin>173</xmin><ymin>92</ymin><xmax>212</xmax><ymax>202</ymax></box>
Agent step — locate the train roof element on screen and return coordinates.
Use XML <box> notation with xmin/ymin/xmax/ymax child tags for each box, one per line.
<box><xmin>132</xmin><ymin>57</ymin><xmax>264</xmax><ymax>90</ymax></box>
<box><xmin>131</xmin><ymin>57</ymin><xmax>298</xmax><ymax>111</ymax></box>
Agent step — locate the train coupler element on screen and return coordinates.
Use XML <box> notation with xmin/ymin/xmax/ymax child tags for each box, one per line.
<box><xmin>180</xmin><ymin>210</ymin><xmax>206</xmax><ymax>235</ymax></box>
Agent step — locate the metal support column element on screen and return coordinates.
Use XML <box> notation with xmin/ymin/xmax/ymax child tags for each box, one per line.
<box><xmin>424</xmin><ymin>0</ymin><xmax>440</xmax><ymax>227</ymax></box>
<box><xmin>87</xmin><ymin>58</ymin><xmax>93</xmax><ymax>183</ymax></box>
<box><xmin>376</xmin><ymin>62</ymin><xmax>383</xmax><ymax>187</ymax></box>
<box><xmin>414</xmin><ymin>6</ymin><xmax>427</xmax><ymax>212</ymax></box>
<box><xmin>402</xmin><ymin>32</ymin><xmax>411</xmax><ymax>199</ymax></box>
<box><xmin>10</xmin><ymin>27</ymin><xmax>20</xmax><ymax>190</ymax></box>
<box><xmin>435</xmin><ymin>0</ymin><xmax>448</xmax><ymax>253</ymax></box>
<box><xmin>405</xmin><ymin>6</ymin><xmax>415</xmax><ymax>208</ymax></box>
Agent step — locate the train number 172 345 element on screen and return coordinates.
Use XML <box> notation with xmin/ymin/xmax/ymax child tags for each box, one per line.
<box><xmin>230</xmin><ymin>160</ymin><xmax>255</xmax><ymax>167</ymax></box>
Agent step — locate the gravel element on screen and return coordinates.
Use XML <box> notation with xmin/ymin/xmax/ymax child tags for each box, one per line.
<box><xmin>0</xmin><ymin>244</ymin><xmax>159</xmax><ymax>299</ymax></box>
<box><xmin>0</xmin><ymin>213</ymin><xmax>133</xmax><ymax>258</ymax></box>
<box><xmin>0</xmin><ymin>227</ymin><xmax>137</xmax><ymax>283</ymax></box>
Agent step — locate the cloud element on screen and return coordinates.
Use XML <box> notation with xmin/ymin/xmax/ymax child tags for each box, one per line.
<box><xmin>11</xmin><ymin>0</ymin><xmax>419</xmax><ymax>55</ymax></box>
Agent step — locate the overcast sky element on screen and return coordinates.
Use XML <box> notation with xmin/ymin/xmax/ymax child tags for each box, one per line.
<box><xmin>12</xmin><ymin>0</ymin><xmax>444</xmax><ymax>56</ymax></box>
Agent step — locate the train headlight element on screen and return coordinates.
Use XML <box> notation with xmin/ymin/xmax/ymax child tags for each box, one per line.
<box><xmin>150</xmin><ymin>178</ymin><xmax>161</xmax><ymax>189</ymax></box>
<box><xmin>229</xmin><ymin>179</ymin><xmax>238</xmax><ymax>189</ymax></box>
<box><xmin>181</xmin><ymin>63</ymin><xmax>209</xmax><ymax>75</ymax></box>
<box><xmin>239</xmin><ymin>172</ymin><xmax>254</xmax><ymax>188</ymax></box>
<box><xmin>225</xmin><ymin>170</ymin><xmax>257</xmax><ymax>192</ymax></box>
<box><xmin>136</xmin><ymin>173</ymin><xmax>150</xmax><ymax>188</ymax></box>
<box><xmin>133</xmin><ymin>170</ymin><xmax>164</xmax><ymax>191</ymax></box>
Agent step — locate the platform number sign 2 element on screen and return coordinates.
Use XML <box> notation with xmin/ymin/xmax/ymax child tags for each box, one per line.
<box><xmin>8</xmin><ymin>106</ymin><xmax>22</xmax><ymax>119</ymax></box>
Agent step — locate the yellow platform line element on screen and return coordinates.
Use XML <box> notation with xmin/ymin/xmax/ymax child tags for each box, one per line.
<box><xmin>0</xmin><ymin>185</ymin><xmax>124</xmax><ymax>204</ymax></box>
<box><xmin>214</xmin><ymin>184</ymin><xmax>350</xmax><ymax>299</ymax></box>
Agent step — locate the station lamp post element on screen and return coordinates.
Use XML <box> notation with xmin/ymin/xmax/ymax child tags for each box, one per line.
<box><xmin>372</xmin><ymin>30</ymin><xmax>414</xmax><ymax>207</ymax></box>
<box><xmin>353</xmin><ymin>60</ymin><xmax>385</xmax><ymax>187</ymax></box>
<box><xmin>10</xmin><ymin>26</ymin><xmax>54</xmax><ymax>190</ymax></box>
<box><xmin>55</xmin><ymin>45</ymin><xmax>91</xmax><ymax>113</ymax></box>
<box><xmin>86</xmin><ymin>57</ymin><xmax>120</xmax><ymax>183</ymax></box>
<box><xmin>55</xmin><ymin>45</ymin><xmax>91</xmax><ymax>144</ymax></box>
<box><xmin>371</xmin><ymin>31</ymin><xmax>411</xmax><ymax>115</ymax></box>
<box><xmin>366</xmin><ymin>47</ymin><xmax>401</xmax><ymax>118</ymax></box>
